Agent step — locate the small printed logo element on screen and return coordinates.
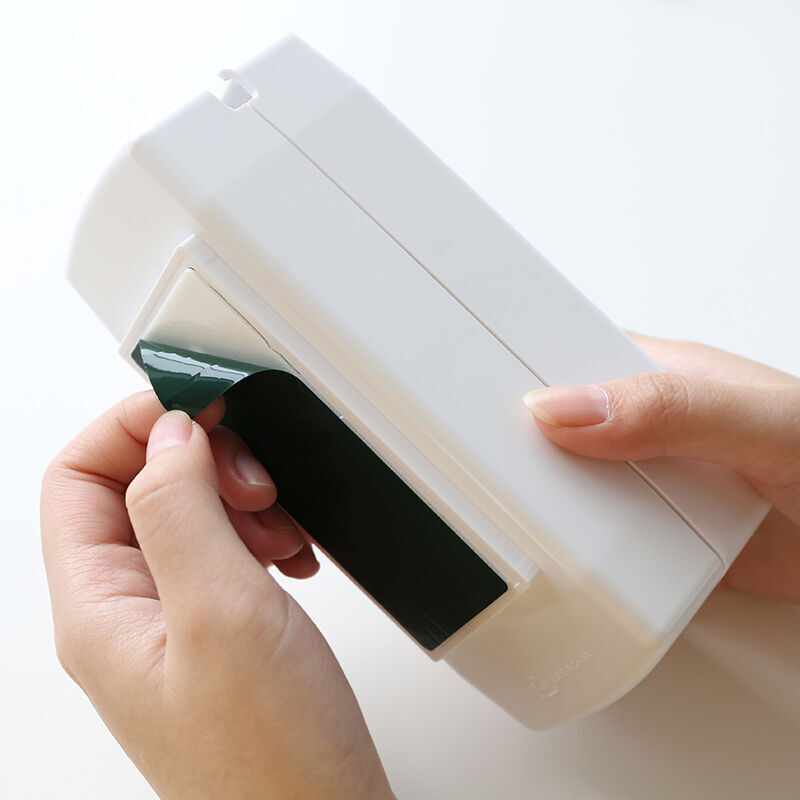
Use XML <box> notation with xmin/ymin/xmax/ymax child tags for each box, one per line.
<box><xmin>529</xmin><ymin>676</ymin><xmax>559</xmax><ymax>699</ymax></box>
<box><xmin>529</xmin><ymin>650</ymin><xmax>593</xmax><ymax>699</ymax></box>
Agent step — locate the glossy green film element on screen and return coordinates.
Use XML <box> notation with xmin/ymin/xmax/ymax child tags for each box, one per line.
<box><xmin>137</xmin><ymin>339</ymin><xmax>508</xmax><ymax>650</ymax></box>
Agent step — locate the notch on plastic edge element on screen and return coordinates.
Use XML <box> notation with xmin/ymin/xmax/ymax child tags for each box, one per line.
<box><xmin>213</xmin><ymin>69</ymin><xmax>257</xmax><ymax>110</ymax></box>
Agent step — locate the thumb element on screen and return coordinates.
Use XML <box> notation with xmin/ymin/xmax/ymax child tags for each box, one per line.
<box><xmin>523</xmin><ymin>372</ymin><xmax>800</xmax><ymax>486</ymax></box>
<box><xmin>126</xmin><ymin>410</ymin><xmax>276</xmax><ymax>628</ymax></box>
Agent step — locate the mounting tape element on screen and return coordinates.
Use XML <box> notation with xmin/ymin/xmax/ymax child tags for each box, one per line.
<box><xmin>135</xmin><ymin>339</ymin><xmax>508</xmax><ymax>651</ymax></box>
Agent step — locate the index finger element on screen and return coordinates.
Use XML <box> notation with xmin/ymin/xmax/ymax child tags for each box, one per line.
<box><xmin>41</xmin><ymin>391</ymin><xmax>224</xmax><ymax>604</ymax></box>
<box><xmin>626</xmin><ymin>331</ymin><xmax>800</xmax><ymax>387</ymax></box>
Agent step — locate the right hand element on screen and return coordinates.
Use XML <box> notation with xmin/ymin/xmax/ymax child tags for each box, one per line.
<box><xmin>523</xmin><ymin>333</ymin><xmax>800</xmax><ymax>603</ymax></box>
<box><xmin>41</xmin><ymin>392</ymin><xmax>395</xmax><ymax>800</ymax></box>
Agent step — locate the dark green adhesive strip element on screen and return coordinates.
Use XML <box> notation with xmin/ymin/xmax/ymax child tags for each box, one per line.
<box><xmin>136</xmin><ymin>340</ymin><xmax>259</xmax><ymax>417</ymax></box>
<box><xmin>136</xmin><ymin>339</ymin><xmax>507</xmax><ymax>651</ymax></box>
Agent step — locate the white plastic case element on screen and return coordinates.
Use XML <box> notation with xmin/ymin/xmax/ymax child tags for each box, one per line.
<box><xmin>68</xmin><ymin>34</ymin><xmax>769</xmax><ymax>728</ymax></box>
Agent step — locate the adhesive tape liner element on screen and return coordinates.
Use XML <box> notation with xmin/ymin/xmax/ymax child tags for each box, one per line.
<box><xmin>135</xmin><ymin>339</ymin><xmax>508</xmax><ymax>651</ymax></box>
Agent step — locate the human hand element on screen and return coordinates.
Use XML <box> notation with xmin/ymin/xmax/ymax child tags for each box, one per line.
<box><xmin>523</xmin><ymin>333</ymin><xmax>800</xmax><ymax>603</ymax></box>
<box><xmin>41</xmin><ymin>392</ymin><xmax>394</xmax><ymax>800</ymax></box>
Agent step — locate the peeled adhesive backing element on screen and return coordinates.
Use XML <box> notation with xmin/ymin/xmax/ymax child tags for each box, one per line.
<box><xmin>135</xmin><ymin>340</ymin><xmax>257</xmax><ymax>417</ymax></box>
<box><xmin>136</xmin><ymin>339</ymin><xmax>507</xmax><ymax>651</ymax></box>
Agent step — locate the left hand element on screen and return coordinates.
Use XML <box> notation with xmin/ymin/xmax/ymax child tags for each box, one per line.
<box><xmin>40</xmin><ymin>391</ymin><xmax>394</xmax><ymax>800</ymax></box>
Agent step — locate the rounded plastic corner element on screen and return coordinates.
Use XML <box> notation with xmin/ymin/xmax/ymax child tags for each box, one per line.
<box><xmin>67</xmin><ymin>145</ymin><xmax>193</xmax><ymax>340</ymax></box>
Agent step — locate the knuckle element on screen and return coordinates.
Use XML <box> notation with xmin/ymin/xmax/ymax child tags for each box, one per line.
<box><xmin>125</xmin><ymin>466</ymin><xmax>199</xmax><ymax>531</ymax></box>
<box><xmin>636</xmin><ymin>372</ymin><xmax>693</xmax><ymax>431</ymax></box>
<box><xmin>52</xmin><ymin>602</ymin><xmax>125</xmax><ymax>691</ymax></box>
<box><xmin>226</xmin><ymin>588</ymin><xmax>284</xmax><ymax>644</ymax></box>
<box><xmin>173</xmin><ymin>598</ymin><xmax>249</xmax><ymax>656</ymax></box>
<box><xmin>763</xmin><ymin>385</ymin><xmax>800</xmax><ymax>486</ymax></box>
<box><xmin>607</xmin><ymin>372</ymin><xmax>695</xmax><ymax>456</ymax></box>
<box><xmin>54</xmin><ymin>634</ymin><xmax>81</xmax><ymax>684</ymax></box>
<box><xmin>40</xmin><ymin>458</ymin><xmax>70</xmax><ymax>506</ymax></box>
<box><xmin>223</xmin><ymin>589</ymin><xmax>292</xmax><ymax>672</ymax></box>
<box><xmin>176</xmin><ymin>582</ymin><xmax>288</xmax><ymax>658</ymax></box>
<box><xmin>173</xmin><ymin>603</ymin><xmax>218</xmax><ymax>652</ymax></box>
<box><xmin>53</xmin><ymin>614</ymin><xmax>89</xmax><ymax>685</ymax></box>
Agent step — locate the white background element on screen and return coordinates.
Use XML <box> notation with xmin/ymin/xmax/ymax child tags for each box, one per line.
<box><xmin>2</xmin><ymin>1</ymin><xmax>800</xmax><ymax>798</ymax></box>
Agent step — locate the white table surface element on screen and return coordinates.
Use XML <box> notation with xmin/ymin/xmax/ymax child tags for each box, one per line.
<box><xmin>2</xmin><ymin>1</ymin><xmax>800</xmax><ymax>797</ymax></box>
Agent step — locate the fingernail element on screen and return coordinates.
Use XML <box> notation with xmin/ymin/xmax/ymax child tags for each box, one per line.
<box><xmin>523</xmin><ymin>385</ymin><xmax>610</xmax><ymax>427</ymax></box>
<box><xmin>146</xmin><ymin>410</ymin><xmax>193</xmax><ymax>461</ymax></box>
<box><xmin>234</xmin><ymin>450</ymin><xmax>273</xmax><ymax>487</ymax></box>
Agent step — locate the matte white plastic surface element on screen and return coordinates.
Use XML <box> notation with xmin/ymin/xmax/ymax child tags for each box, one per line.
<box><xmin>126</xmin><ymin>236</ymin><xmax>540</xmax><ymax>601</ymax></box>
<box><xmin>128</xmin><ymin>94</ymin><xmax>722</xmax><ymax>642</ymax></box>
<box><xmin>121</xmin><ymin>238</ymin><xmax>715</xmax><ymax>726</ymax></box>
<box><xmin>69</xmin><ymin>152</ymin><xmax>195</xmax><ymax>341</ymax></box>
<box><xmin>145</xmin><ymin>270</ymin><xmax>286</xmax><ymax>368</ymax></box>
<box><xmin>66</xmin><ymin>35</ymin><xmax>771</xmax><ymax>727</ymax></box>
<box><xmin>229</xmin><ymin>35</ymin><xmax>769</xmax><ymax>568</ymax></box>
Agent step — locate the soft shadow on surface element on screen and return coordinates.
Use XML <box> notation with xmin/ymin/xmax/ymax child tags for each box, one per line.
<box><xmin>331</xmin><ymin>568</ymin><xmax>800</xmax><ymax>800</ymax></box>
<box><xmin>558</xmin><ymin>592</ymin><xmax>800</xmax><ymax>800</ymax></box>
